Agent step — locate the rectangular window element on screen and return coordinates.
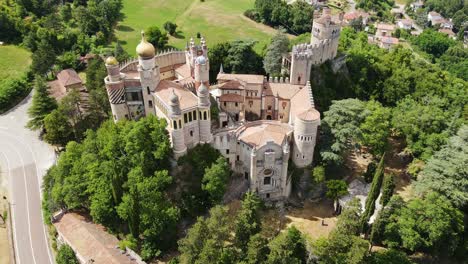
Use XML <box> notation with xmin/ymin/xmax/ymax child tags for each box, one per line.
<box><xmin>268</xmin><ymin>105</ymin><xmax>272</xmax><ymax>110</ymax></box>
<box><xmin>237</xmin><ymin>155</ymin><xmax>240</xmax><ymax>161</ymax></box>
<box><xmin>184</xmin><ymin>113</ymin><xmax>188</xmax><ymax>123</ymax></box>
<box><xmin>193</xmin><ymin>110</ymin><xmax>197</xmax><ymax>120</ymax></box>
<box><xmin>264</xmin><ymin>177</ymin><xmax>271</xmax><ymax>185</ymax></box>
<box><xmin>189</xmin><ymin>112</ymin><xmax>193</xmax><ymax>122</ymax></box>
<box><xmin>226</xmin><ymin>149</ymin><xmax>230</xmax><ymax>154</ymax></box>
<box><xmin>148</xmin><ymin>100</ymin><xmax>153</xmax><ymax>107</ymax></box>
<box><xmin>147</xmin><ymin>87</ymin><xmax>150</xmax><ymax>95</ymax></box>
<box><xmin>223</xmin><ymin>102</ymin><xmax>227</xmax><ymax>107</ymax></box>
<box><xmin>235</xmin><ymin>102</ymin><xmax>238</xmax><ymax>107</ymax></box>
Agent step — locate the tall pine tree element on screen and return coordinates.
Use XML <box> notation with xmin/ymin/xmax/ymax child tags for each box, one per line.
<box><xmin>27</xmin><ymin>75</ymin><xmax>58</xmax><ymax>130</ymax></box>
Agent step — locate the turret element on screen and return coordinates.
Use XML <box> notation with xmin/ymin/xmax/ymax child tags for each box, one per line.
<box><xmin>168</xmin><ymin>89</ymin><xmax>187</xmax><ymax>158</ymax></box>
<box><xmin>104</xmin><ymin>56</ymin><xmax>130</xmax><ymax>122</ymax></box>
<box><xmin>197</xmin><ymin>83</ymin><xmax>212</xmax><ymax>143</ymax></box>
<box><xmin>136</xmin><ymin>31</ymin><xmax>160</xmax><ymax>116</ymax></box>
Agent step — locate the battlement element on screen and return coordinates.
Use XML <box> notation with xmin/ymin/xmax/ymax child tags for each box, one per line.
<box><xmin>264</xmin><ymin>76</ymin><xmax>290</xmax><ymax>83</ymax></box>
<box><xmin>119</xmin><ymin>49</ymin><xmax>186</xmax><ymax>73</ymax></box>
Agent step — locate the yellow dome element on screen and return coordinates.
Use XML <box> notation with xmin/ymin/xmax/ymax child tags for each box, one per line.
<box><xmin>136</xmin><ymin>31</ymin><xmax>155</xmax><ymax>58</ymax></box>
<box><xmin>105</xmin><ymin>56</ymin><xmax>118</xmax><ymax>65</ymax></box>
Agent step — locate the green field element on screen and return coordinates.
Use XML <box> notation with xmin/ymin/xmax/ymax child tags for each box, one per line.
<box><xmin>0</xmin><ymin>45</ymin><xmax>31</xmax><ymax>81</ymax></box>
<box><xmin>116</xmin><ymin>0</ymin><xmax>281</xmax><ymax>55</ymax></box>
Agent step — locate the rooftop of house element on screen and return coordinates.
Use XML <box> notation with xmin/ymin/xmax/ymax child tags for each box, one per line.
<box><xmin>439</xmin><ymin>28</ymin><xmax>456</xmax><ymax>36</ymax></box>
<box><xmin>218</xmin><ymin>80</ymin><xmax>245</xmax><ymax>90</ymax></box>
<box><xmin>398</xmin><ymin>19</ymin><xmax>413</xmax><ymax>26</ymax></box>
<box><xmin>53</xmin><ymin>212</ymin><xmax>138</xmax><ymax>264</ymax></box>
<box><xmin>343</xmin><ymin>11</ymin><xmax>369</xmax><ymax>20</ymax></box>
<box><xmin>57</xmin><ymin>69</ymin><xmax>83</xmax><ymax>87</ymax></box>
<box><xmin>217</xmin><ymin>73</ymin><xmax>265</xmax><ymax>84</ymax></box>
<box><xmin>219</xmin><ymin>93</ymin><xmax>244</xmax><ymax>103</ymax></box>
<box><xmin>428</xmin><ymin>11</ymin><xmax>442</xmax><ymax>18</ymax></box>
<box><xmin>174</xmin><ymin>63</ymin><xmax>191</xmax><ymax>79</ymax></box>
<box><xmin>376</xmin><ymin>23</ymin><xmax>395</xmax><ymax>31</ymax></box>
<box><xmin>264</xmin><ymin>82</ymin><xmax>303</xmax><ymax>99</ymax></box>
<box><xmin>155</xmin><ymin>80</ymin><xmax>198</xmax><ymax>110</ymax></box>
<box><xmin>236</xmin><ymin>121</ymin><xmax>293</xmax><ymax>148</ymax></box>
<box><xmin>289</xmin><ymin>85</ymin><xmax>314</xmax><ymax>121</ymax></box>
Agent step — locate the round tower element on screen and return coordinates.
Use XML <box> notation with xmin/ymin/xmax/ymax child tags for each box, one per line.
<box><xmin>292</xmin><ymin>107</ymin><xmax>320</xmax><ymax>168</ymax></box>
<box><xmin>197</xmin><ymin>83</ymin><xmax>212</xmax><ymax>143</ymax></box>
<box><xmin>104</xmin><ymin>56</ymin><xmax>130</xmax><ymax>122</ymax></box>
<box><xmin>137</xmin><ymin>31</ymin><xmax>160</xmax><ymax>116</ymax></box>
<box><xmin>169</xmin><ymin>89</ymin><xmax>187</xmax><ymax>158</ymax></box>
<box><xmin>194</xmin><ymin>53</ymin><xmax>209</xmax><ymax>88</ymax></box>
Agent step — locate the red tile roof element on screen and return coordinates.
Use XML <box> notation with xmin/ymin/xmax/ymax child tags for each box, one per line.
<box><xmin>57</xmin><ymin>69</ymin><xmax>82</xmax><ymax>87</ymax></box>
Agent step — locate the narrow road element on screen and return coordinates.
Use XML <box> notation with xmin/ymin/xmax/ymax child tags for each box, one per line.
<box><xmin>0</xmin><ymin>93</ymin><xmax>55</xmax><ymax>264</ymax></box>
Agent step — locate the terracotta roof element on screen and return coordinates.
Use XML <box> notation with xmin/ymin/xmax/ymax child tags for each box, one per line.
<box><xmin>439</xmin><ymin>28</ymin><xmax>455</xmax><ymax>36</ymax></box>
<box><xmin>54</xmin><ymin>213</ymin><xmax>137</xmax><ymax>264</ymax></box>
<box><xmin>57</xmin><ymin>69</ymin><xmax>82</xmax><ymax>87</ymax></box>
<box><xmin>315</xmin><ymin>14</ymin><xmax>335</xmax><ymax>25</ymax></box>
<box><xmin>376</xmin><ymin>23</ymin><xmax>395</xmax><ymax>31</ymax></box>
<box><xmin>265</xmin><ymin>82</ymin><xmax>303</xmax><ymax>99</ymax></box>
<box><xmin>289</xmin><ymin>87</ymin><xmax>314</xmax><ymax>121</ymax></box>
<box><xmin>236</xmin><ymin>121</ymin><xmax>293</xmax><ymax>148</ymax></box>
<box><xmin>297</xmin><ymin>108</ymin><xmax>320</xmax><ymax>121</ymax></box>
<box><xmin>48</xmin><ymin>80</ymin><xmax>67</xmax><ymax>101</ymax></box>
<box><xmin>429</xmin><ymin>11</ymin><xmax>441</xmax><ymax>17</ymax></box>
<box><xmin>155</xmin><ymin>80</ymin><xmax>198</xmax><ymax>110</ymax></box>
<box><xmin>344</xmin><ymin>11</ymin><xmax>369</xmax><ymax>20</ymax></box>
<box><xmin>399</xmin><ymin>19</ymin><xmax>412</xmax><ymax>26</ymax></box>
<box><xmin>219</xmin><ymin>93</ymin><xmax>244</xmax><ymax>102</ymax></box>
<box><xmin>174</xmin><ymin>63</ymin><xmax>191</xmax><ymax>79</ymax></box>
<box><xmin>217</xmin><ymin>73</ymin><xmax>264</xmax><ymax>84</ymax></box>
<box><xmin>219</xmin><ymin>80</ymin><xmax>244</xmax><ymax>90</ymax></box>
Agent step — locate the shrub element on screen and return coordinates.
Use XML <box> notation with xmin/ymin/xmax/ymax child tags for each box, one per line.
<box><xmin>0</xmin><ymin>76</ymin><xmax>31</xmax><ymax>114</ymax></box>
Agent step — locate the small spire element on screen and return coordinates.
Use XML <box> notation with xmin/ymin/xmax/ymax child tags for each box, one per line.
<box><xmin>141</xmin><ymin>30</ymin><xmax>146</xmax><ymax>40</ymax></box>
<box><xmin>219</xmin><ymin>63</ymin><xmax>224</xmax><ymax>74</ymax></box>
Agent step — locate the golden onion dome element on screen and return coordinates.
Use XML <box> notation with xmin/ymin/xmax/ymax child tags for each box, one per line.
<box><xmin>136</xmin><ymin>31</ymin><xmax>155</xmax><ymax>58</ymax></box>
<box><xmin>105</xmin><ymin>56</ymin><xmax>118</xmax><ymax>66</ymax></box>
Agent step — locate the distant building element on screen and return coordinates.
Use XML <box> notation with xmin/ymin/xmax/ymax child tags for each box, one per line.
<box><xmin>54</xmin><ymin>212</ymin><xmax>142</xmax><ymax>264</ymax></box>
<box><xmin>48</xmin><ymin>69</ymin><xmax>85</xmax><ymax>101</ymax></box>
<box><xmin>379</xmin><ymin>37</ymin><xmax>400</xmax><ymax>49</ymax></box>
<box><xmin>375</xmin><ymin>23</ymin><xmax>396</xmax><ymax>38</ymax></box>
<box><xmin>410</xmin><ymin>1</ymin><xmax>424</xmax><ymax>11</ymax></box>
<box><xmin>427</xmin><ymin>11</ymin><xmax>453</xmax><ymax>29</ymax></box>
<box><xmin>397</xmin><ymin>19</ymin><xmax>413</xmax><ymax>30</ymax></box>
<box><xmin>343</xmin><ymin>11</ymin><xmax>370</xmax><ymax>26</ymax></box>
<box><xmin>439</xmin><ymin>28</ymin><xmax>456</xmax><ymax>39</ymax></box>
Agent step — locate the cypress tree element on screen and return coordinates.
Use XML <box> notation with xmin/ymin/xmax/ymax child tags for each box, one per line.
<box><xmin>361</xmin><ymin>153</ymin><xmax>385</xmax><ymax>229</ymax></box>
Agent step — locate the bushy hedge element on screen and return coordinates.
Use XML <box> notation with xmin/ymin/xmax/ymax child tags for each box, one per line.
<box><xmin>361</xmin><ymin>154</ymin><xmax>385</xmax><ymax>230</ymax></box>
<box><xmin>0</xmin><ymin>75</ymin><xmax>32</xmax><ymax>114</ymax></box>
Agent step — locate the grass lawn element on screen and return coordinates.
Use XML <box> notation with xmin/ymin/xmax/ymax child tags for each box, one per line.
<box><xmin>0</xmin><ymin>45</ymin><xmax>31</xmax><ymax>81</ymax></box>
<box><xmin>116</xmin><ymin>0</ymin><xmax>281</xmax><ymax>55</ymax></box>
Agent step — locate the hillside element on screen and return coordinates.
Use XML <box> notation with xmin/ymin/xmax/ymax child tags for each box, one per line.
<box><xmin>116</xmin><ymin>0</ymin><xmax>281</xmax><ymax>54</ymax></box>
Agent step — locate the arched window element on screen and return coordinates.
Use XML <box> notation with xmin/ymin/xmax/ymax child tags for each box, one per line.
<box><xmin>298</xmin><ymin>76</ymin><xmax>301</xmax><ymax>83</ymax></box>
<box><xmin>204</xmin><ymin>111</ymin><xmax>207</xmax><ymax>120</ymax></box>
<box><xmin>179</xmin><ymin>120</ymin><xmax>182</xmax><ymax>128</ymax></box>
<box><xmin>190</xmin><ymin>130</ymin><xmax>193</xmax><ymax>137</ymax></box>
<box><xmin>173</xmin><ymin>120</ymin><xmax>178</xmax><ymax>129</ymax></box>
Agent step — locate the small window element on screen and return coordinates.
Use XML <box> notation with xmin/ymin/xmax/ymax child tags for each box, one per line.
<box><xmin>266</xmin><ymin>193</ymin><xmax>270</xmax><ymax>198</ymax></box>
<box><xmin>244</xmin><ymin>172</ymin><xmax>248</xmax><ymax>180</ymax></box>
<box><xmin>235</xmin><ymin>102</ymin><xmax>238</xmax><ymax>107</ymax></box>
<box><xmin>298</xmin><ymin>76</ymin><xmax>301</xmax><ymax>83</ymax></box>
<box><xmin>226</xmin><ymin>149</ymin><xmax>230</xmax><ymax>154</ymax></box>
<box><xmin>190</xmin><ymin>130</ymin><xmax>193</xmax><ymax>137</ymax></box>
<box><xmin>189</xmin><ymin>112</ymin><xmax>193</xmax><ymax>122</ymax></box>
<box><xmin>224</xmin><ymin>102</ymin><xmax>227</xmax><ymax>107</ymax></box>
<box><xmin>179</xmin><ymin>120</ymin><xmax>182</xmax><ymax>128</ymax></box>
<box><xmin>268</xmin><ymin>105</ymin><xmax>272</xmax><ymax>110</ymax></box>
<box><xmin>173</xmin><ymin>120</ymin><xmax>177</xmax><ymax>129</ymax></box>
<box><xmin>264</xmin><ymin>176</ymin><xmax>271</xmax><ymax>185</ymax></box>
<box><xmin>193</xmin><ymin>110</ymin><xmax>197</xmax><ymax>120</ymax></box>
<box><xmin>184</xmin><ymin>113</ymin><xmax>188</xmax><ymax>123</ymax></box>
<box><xmin>147</xmin><ymin>87</ymin><xmax>150</xmax><ymax>95</ymax></box>
<box><xmin>148</xmin><ymin>100</ymin><xmax>153</xmax><ymax>107</ymax></box>
<box><xmin>237</xmin><ymin>155</ymin><xmax>240</xmax><ymax>161</ymax></box>
<box><xmin>204</xmin><ymin>112</ymin><xmax>207</xmax><ymax>120</ymax></box>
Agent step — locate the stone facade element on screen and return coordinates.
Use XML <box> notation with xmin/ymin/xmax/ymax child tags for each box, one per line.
<box><xmin>105</xmin><ymin>11</ymin><xmax>340</xmax><ymax>201</ymax></box>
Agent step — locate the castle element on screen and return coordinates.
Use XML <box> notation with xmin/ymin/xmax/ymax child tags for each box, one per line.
<box><xmin>104</xmin><ymin>8</ymin><xmax>341</xmax><ymax>201</ymax></box>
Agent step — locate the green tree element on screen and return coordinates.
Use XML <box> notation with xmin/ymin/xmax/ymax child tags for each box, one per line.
<box><xmin>202</xmin><ymin>157</ymin><xmax>230</xmax><ymax>204</ymax></box>
<box><xmin>361</xmin><ymin>154</ymin><xmax>385</xmax><ymax>226</ymax></box>
<box><xmin>412</xmin><ymin>29</ymin><xmax>456</xmax><ymax>58</ymax></box>
<box><xmin>43</xmin><ymin>109</ymin><xmax>73</xmax><ymax>145</ymax></box>
<box><xmin>380</xmin><ymin>174</ymin><xmax>395</xmax><ymax>206</ymax></box>
<box><xmin>325</xmin><ymin>180</ymin><xmax>348</xmax><ymax>211</ymax></box>
<box><xmin>234</xmin><ymin>192</ymin><xmax>263</xmax><ymax>250</ymax></box>
<box><xmin>266</xmin><ymin>226</ymin><xmax>307</xmax><ymax>264</ymax></box>
<box><xmin>414</xmin><ymin>125</ymin><xmax>468</xmax><ymax>209</ymax></box>
<box><xmin>360</xmin><ymin>101</ymin><xmax>391</xmax><ymax>155</ymax></box>
<box><xmin>31</xmin><ymin>39</ymin><xmax>56</xmax><ymax>75</ymax></box>
<box><xmin>56</xmin><ymin>244</ymin><xmax>79</xmax><ymax>264</ymax></box>
<box><xmin>263</xmin><ymin>31</ymin><xmax>289</xmax><ymax>76</ymax></box>
<box><xmin>163</xmin><ymin>21</ymin><xmax>178</xmax><ymax>36</ymax></box>
<box><xmin>370</xmin><ymin>196</ymin><xmax>405</xmax><ymax>248</ymax></box>
<box><xmin>244</xmin><ymin>234</ymin><xmax>269</xmax><ymax>264</ymax></box>
<box><xmin>114</xmin><ymin>42</ymin><xmax>129</xmax><ymax>62</ymax></box>
<box><xmin>145</xmin><ymin>26</ymin><xmax>168</xmax><ymax>50</ymax></box>
<box><xmin>312</xmin><ymin>165</ymin><xmax>326</xmax><ymax>183</ymax></box>
<box><xmin>226</xmin><ymin>40</ymin><xmax>264</xmax><ymax>75</ymax></box>
<box><xmin>397</xmin><ymin>193</ymin><xmax>464</xmax><ymax>256</ymax></box>
<box><xmin>368</xmin><ymin>249</ymin><xmax>413</xmax><ymax>264</ymax></box>
<box><xmin>27</xmin><ymin>76</ymin><xmax>58</xmax><ymax>130</ymax></box>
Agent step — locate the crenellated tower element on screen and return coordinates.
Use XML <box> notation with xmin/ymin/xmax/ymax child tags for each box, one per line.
<box><xmin>185</xmin><ymin>36</ymin><xmax>209</xmax><ymax>88</ymax></box>
<box><xmin>136</xmin><ymin>31</ymin><xmax>160</xmax><ymax>116</ymax></box>
<box><xmin>104</xmin><ymin>56</ymin><xmax>130</xmax><ymax>122</ymax></box>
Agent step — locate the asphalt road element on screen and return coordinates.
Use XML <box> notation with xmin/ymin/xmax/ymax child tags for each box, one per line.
<box><xmin>0</xmin><ymin>93</ymin><xmax>55</xmax><ymax>264</ymax></box>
